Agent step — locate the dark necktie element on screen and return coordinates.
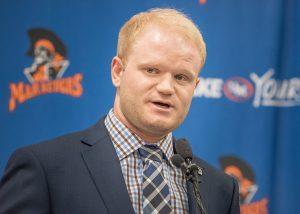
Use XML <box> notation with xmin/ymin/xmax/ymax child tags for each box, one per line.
<box><xmin>139</xmin><ymin>145</ymin><xmax>172</xmax><ymax>214</ymax></box>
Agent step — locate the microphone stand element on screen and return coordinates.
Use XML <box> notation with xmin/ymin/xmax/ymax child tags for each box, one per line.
<box><xmin>185</xmin><ymin>159</ymin><xmax>206</xmax><ymax>214</ymax></box>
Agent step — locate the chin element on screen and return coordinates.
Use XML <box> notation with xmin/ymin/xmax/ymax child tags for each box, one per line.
<box><xmin>146</xmin><ymin>121</ymin><xmax>176</xmax><ymax>134</ymax></box>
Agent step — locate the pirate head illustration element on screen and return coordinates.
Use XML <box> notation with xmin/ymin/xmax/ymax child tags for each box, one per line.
<box><xmin>24</xmin><ymin>28</ymin><xmax>69</xmax><ymax>83</ymax></box>
<box><xmin>219</xmin><ymin>156</ymin><xmax>258</xmax><ymax>204</ymax></box>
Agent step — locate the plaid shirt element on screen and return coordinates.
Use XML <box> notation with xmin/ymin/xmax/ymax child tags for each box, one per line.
<box><xmin>104</xmin><ymin>109</ymin><xmax>189</xmax><ymax>214</ymax></box>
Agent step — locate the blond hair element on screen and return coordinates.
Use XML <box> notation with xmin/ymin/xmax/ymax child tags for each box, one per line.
<box><xmin>117</xmin><ymin>8</ymin><xmax>206</xmax><ymax>68</ymax></box>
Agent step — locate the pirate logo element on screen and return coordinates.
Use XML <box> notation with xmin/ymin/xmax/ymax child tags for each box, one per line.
<box><xmin>219</xmin><ymin>156</ymin><xmax>269</xmax><ymax>213</ymax></box>
<box><xmin>24</xmin><ymin>28</ymin><xmax>69</xmax><ymax>83</ymax></box>
<box><xmin>219</xmin><ymin>156</ymin><xmax>258</xmax><ymax>204</ymax></box>
<box><xmin>8</xmin><ymin>28</ymin><xmax>83</xmax><ymax>112</ymax></box>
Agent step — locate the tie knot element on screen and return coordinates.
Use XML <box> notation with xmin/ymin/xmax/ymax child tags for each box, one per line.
<box><xmin>139</xmin><ymin>145</ymin><xmax>164</xmax><ymax>163</ymax></box>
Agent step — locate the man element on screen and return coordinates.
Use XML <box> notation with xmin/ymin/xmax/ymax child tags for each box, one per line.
<box><xmin>0</xmin><ymin>8</ymin><xmax>240</xmax><ymax>214</ymax></box>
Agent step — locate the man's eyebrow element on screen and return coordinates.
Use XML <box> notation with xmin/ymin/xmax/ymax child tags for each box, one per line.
<box><xmin>137</xmin><ymin>62</ymin><xmax>161</xmax><ymax>67</ymax></box>
<box><xmin>174</xmin><ymin>64</ymin><xmax>197</xmax><ymax>76</ymax></box>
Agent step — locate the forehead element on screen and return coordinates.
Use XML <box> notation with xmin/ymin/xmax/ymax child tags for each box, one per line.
<box><xmin>128</xmin><ymin>24</ymin><xmax>202</xmax><ymax>71</ymax></box>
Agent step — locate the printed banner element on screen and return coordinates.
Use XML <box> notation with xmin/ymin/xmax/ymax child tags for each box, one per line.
<box><xmin>1</xmin><ymin>1</ymin><xmax>299</xmax><ymax>213</ymax></box>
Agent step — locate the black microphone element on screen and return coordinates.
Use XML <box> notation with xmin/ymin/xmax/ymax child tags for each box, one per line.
<box><xmin>170</xmin><ymin>154</ymin><xmax>187</xmax><ymax>173</ymax></box>
<box><xmin>174</xmin><ymin>138</ymin><xmax>203</xmax><ymax>177</ymax></box>
<box><xmin>175</xmin><ymin>138</ymin><xmax>193</xmax><ymax>161</ymax></box>
<box><xmin>172</xmin><ymin>138</ymin><xmax>206</xmax><ymax>214</ymax></box>
<box><xmin>170</xmin><ymin>154</ymin><xmax>185</xmax><ymax>168</ymax></box>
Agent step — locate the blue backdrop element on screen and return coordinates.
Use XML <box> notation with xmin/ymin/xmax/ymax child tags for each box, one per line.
<box><xmin>1</xmin><ymin>0</ymin><xmax>299</xmax><ymax>213</ymax></box>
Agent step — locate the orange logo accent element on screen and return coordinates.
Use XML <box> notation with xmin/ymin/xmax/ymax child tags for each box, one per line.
<box><xmin>241</xmin><ymin>198</ymin><xmax>268</xmax><ymax>214</ymax></box>
<box><xmin>199</xmin><ymin>0</ymin><xmax>207</xmax><ymax>4</ymax></box>
<box><xmin>8</xmin><ymin>28</ymin><xmax>83</xmax><ymax>112</ymax></box>
<box><xmin>9</xmin><ymin>73</ymin><xmax>83</xmax><ymax>112</ymax></box>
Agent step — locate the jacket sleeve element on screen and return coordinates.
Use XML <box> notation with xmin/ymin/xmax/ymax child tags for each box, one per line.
<box><xmin>0</xmin><ymin>147</ymin><xmax>50</xmax><ymax>214</ymax></box>
<box><xmin>228</xmin><ymin>177</ymin><xmax>240</xmax><ymax>214</ymax></box>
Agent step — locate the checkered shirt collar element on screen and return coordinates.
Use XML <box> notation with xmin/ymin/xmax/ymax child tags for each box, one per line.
<box><xmin>104</xmin><ymin>109</ymin><xmax>174</xmax><ymax>162</ymax></box>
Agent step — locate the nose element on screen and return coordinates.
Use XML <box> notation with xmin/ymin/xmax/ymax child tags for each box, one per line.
<box><xmin>156</xmin><ymin>74</ymin><xmax>175</xmax><ymax>95</ymax></box>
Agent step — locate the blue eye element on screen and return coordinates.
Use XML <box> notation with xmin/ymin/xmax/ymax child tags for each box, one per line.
<box><xmin>175</xmin><ymin>74</ymin><xmax>188</xmax><ymax>81</ymax></box>
<box><xmin>146</xmin><ymin>68</ymin><xmax>158</xmax><ymax>74</ymax></box>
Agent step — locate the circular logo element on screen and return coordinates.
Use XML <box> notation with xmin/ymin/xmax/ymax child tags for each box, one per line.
<box><xmin>223</xmin><ymin>77</ymin><xmax>254</xmax><ymax>102</ymax></box>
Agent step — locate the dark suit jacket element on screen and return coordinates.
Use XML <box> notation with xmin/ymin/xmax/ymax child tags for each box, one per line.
<box><xmin>0</xmin><ymin>118</ymin><xmax>240</xmax><ymax>214</ymax></box>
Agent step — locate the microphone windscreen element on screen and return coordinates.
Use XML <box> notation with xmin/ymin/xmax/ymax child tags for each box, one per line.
<box><xmin>175</xmin><ymin>138</ymin><xmax>193</xmax><ymax>160</ymax></box>
<box><xmin>171</xmin><ymin>154</ymin><xmax>185</xmax><ymax>168</ymax></box>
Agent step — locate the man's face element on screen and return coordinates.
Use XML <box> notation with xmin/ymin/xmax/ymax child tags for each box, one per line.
<box><xmin>112</xmin><ymin>24</ymin><xmax>202</xmax><ymax>142</ymax></box>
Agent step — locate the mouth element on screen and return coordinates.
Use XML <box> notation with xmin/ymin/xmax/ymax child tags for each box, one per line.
<box><xmin>151</xmin><ymin>101</ymin><xmax>173</xmax><ymax>109</ymax></box>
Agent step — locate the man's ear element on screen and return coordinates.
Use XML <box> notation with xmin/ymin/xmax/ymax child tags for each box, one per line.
<box><xmin>111</xmin><ymin>56</ymin><xmax>124</xmax><ymax>87</ymax></box>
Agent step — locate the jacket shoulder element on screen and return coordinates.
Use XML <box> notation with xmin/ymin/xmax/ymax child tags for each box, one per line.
<box><xmin>25</xmin><ymin>117</ymin><xmax>106</xmax><ymax>154</ymax></box>
<box><xmin>11</xmin><ymin>118</ymin><xmax>108</xmax><ymax>167</ymax></box>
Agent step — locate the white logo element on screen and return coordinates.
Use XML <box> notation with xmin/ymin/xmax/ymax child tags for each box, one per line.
<box><xmin>250</xmin><ymin>69</ymin><xmax>300</xmax><ymax>107</ymax></box>
<box><xmin>194</xmin><ymin>69</ymin><xmax>300</xmax><ymax>108</ymax></box>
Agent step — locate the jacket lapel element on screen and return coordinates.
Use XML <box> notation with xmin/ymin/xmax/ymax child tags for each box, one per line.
<box><xmin>81</xmin><ymin>119</ymin><xmax>135</xmax><ymax>214</ymax></box>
